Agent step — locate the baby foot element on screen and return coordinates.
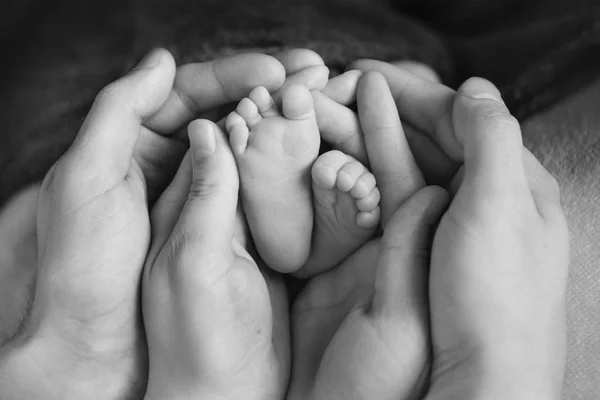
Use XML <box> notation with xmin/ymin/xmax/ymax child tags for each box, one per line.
<box><xmin>296</xmin><ymin>150</ymin><xmax>380</xmax><ymax>278</ymax></box>
<box><xmin>226</xmin><ymin>84</ymin><xmax>321</xmax><ymax>273</ymax></box>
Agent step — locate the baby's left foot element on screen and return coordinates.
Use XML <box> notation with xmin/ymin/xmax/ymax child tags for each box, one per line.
<box><xmin>226</xmin><ymin>85</ymin><xmax>321</xmax><ymax>273</ymax></box>
<box><xmin>296</xmin><ymin>150</ymin><xmax>380</xmax><ymax>278</ymax></box>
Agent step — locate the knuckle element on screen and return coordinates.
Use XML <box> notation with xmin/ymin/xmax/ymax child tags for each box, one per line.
<box><xmin>188</xmin><ymin>177</ymin><xmax>220</xmax><ymax>199</ymax></box>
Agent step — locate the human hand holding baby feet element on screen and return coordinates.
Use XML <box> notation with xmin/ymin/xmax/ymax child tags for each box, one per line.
<box><xmin>0</xmin><ymin>49</ymin><xmax>176</xmax><ymax>400</ymax></box>
<box><xmin>287</xmin><ymin>72</ymin><xmax>448</xmax><ymax>400</ymax></box>
<box><xmin>143</xmin><ymin>120</ymin><xmax>289</xmax><ymax>400</ymax></box>
<box><xmin>321</xmin><ymin>62</ymin><xmax>569</xmax><ymax>399</ymax></box>
<box><xmin>425</xmin><ymin>78</ymin><xmax>569</xmax><ymax>400</ymax></box>
<box><xmin>0</xmin><ymin>48</ymin><xmax>289</xmax><ymax>400</ymax></box>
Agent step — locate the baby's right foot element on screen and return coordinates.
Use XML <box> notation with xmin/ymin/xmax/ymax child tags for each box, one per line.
<box><xmin>296</xmin><ymin>150</ymin><xmax>380</xmax><ymax>278</ymax></box>
<box><xmin>225</xmin><ymin>84</ymin><xmax>321</xmax><ymax>273</ymax></box>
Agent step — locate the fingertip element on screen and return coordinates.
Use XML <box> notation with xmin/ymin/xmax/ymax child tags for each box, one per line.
<box><xmin>359</xmin><ymin>70</ymin><xmax>387</xmax><ymax>89</ymax></box>
<box><xmin>453</xmin><ymin>81</ymin><xmax>525</xmax><ymax>186</ymax></box>
<box><xmin>458</xmin><ymin>77</ymin><xmax>504</xmax><ymax>105</ymax></box>
<box><xmin>275</xmin><ymin>48</ymin><xmax>325</xmax><ymax>71</ymax></box>
<box><xmin>131</xmin><ymin>47</ymin><xmax>176</xmax><ymax>84</ymax></box>
<box><xmin>422</xmin><ymin>185</ymin><xmax>450</xmax><ymax>213</ymax></box>
<box><xmin>346</xmin><ymin>58</ymin><xmax>376</xmax><ymax>72</ymax></box>
<box><xmin>247</xmin><ymin>54</ymin><xmax>287</xmax><ymax>92</ymax></box>
<box><xmin>320</xmin><ymin>70</ymin><xmax>362</xmax><ymax>104</ymax></box>
<box><xmin>188</xmin><ymin>120</ymin><xmax>216</xmax><ymax>160</ymax></box>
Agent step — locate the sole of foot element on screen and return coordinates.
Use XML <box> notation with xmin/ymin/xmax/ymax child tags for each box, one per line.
<box><xmin>225</xmin><ymin>84</ymin><xmax>321</xmax><ymax>273</ymax></box>
<box><xmin>295</xmin><ymin>150</ymin><xmax>380</xmax><ymax>278</ymax></box>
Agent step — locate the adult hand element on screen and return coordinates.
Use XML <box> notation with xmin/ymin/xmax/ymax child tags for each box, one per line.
<box><xmin>288</xmin><ymin>72</ymin><xmax>449</xmax><ymax>400</ymax></box>
<box><xmin>0</xmin><ymin>48</ymin><xmax>288</xmax><ymax>400</ymax></box>
<box><xmin>142</xmin><ymin>120</ymin><xmax>289</xmax><ymax>400</ymax></box>
<box><xmin>140</xmin><ymin>49</ymin><xmax>328</xmax><ymax>400</ymax></box>
<box><xmin>318</xmin><ymin>62</ymin><xmax>570</xmax><ymax>399</ymax></box>
<box><xmin>426</xmin><ymin>78</ymin><xmax>569</xmax><ymax>400</ymax></box>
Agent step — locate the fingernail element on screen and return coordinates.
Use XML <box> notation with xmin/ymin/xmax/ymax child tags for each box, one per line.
<box><xmin>458</xmin><ymin>77</ymin><xmax>504</xmax><ymax>104</ymax></box>
<box><xmin>134</xmin><ymin>49</ymin><xmax>162</xmax><ymax>70</ymax></box>
<box><xmin>189</xmin><ymin>120</ymin><xmax>216</xmax><ymax>158</ymax></box>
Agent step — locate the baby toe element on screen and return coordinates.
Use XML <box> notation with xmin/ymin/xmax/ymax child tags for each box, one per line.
<box><xmin>356</xmin><ymin>188</ymin><xmax>381</xmax><ymax>212</ymax></box>
<box><xmin>311</xmin><ymin>164</ymin><xmax>338</xmax><ymax>190</ymax></box>
<box><xmin>357</xmin><ymin>207</ymin><xmax>381</xmax><ymax>229</ymax></box>
<box><xmin>229</xmin><ymin>124</ymin><xmax>250</xmax><ymax>156</ymax></box>
<box><xmin>236</xmin><ymin>97</ymin><xmax>262</xmax><ymax>128</ymax></box>
<box><xmin>249</xmin><ymin>86</ymin><xmax>279</xmax><ymax>118</ymax></box>
<box><xmin>336</xmin><ymin>161</ymin><xmax>366</xmax><ymax>193</ymax></box>
<box><xmin>351</xmin><ymin>173</ymin><xmax>377</xmax><ymax>199</ymax></box>
<box><xmin>225</xmin><ymin>111</ymin><xmax>247</xmax><ymax>134</ymax></box>
<box><xmin>312</xmin><ymin>150</ymin><xmax>348</xmax><ymax>190</ymax></box>
<box><xmin>281</xmin><ymin>84</ymin><xmax>315</xmax><ymax>121</ymax></box>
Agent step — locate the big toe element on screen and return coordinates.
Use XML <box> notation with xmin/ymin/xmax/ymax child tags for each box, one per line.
<box><xmin>282</xmin><ymin>84</ymin><xmax>315</xmax><ymax>120</ymax></box>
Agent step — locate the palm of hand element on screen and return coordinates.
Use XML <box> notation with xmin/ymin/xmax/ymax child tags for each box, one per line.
<box><xmin>289</xmin><ymin>239</ymin><xmax>429</xmax><ymax>400</ymax></box>
<box><xmin>144</xmin><ymin>231</ymin><xmax>290</xmax><ymax>400</ymax></box>
<box><xmin>30</xmin><ymin>150</ymin><xmax>166</xmax><ymax>397</ymax></box>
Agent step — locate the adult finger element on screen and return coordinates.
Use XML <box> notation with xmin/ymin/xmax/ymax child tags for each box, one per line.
<box><xmin>272</xmin><ymin>65</ymin><xmax>330</xmax><ymax>106</ymax></box>
<box><xmin>146</xmin><ymin>53</ymin><xmax>286</xmax><ymax>134</ymax></box>
<box><xmin>389</xmin><ymin>60</ymin><xmax>441</xmax><ymax>83</ymax></box>
<box><xmin>357</xmin><ymin>71</ymin><xmax>426</xmax><ymax>228</ymax></box>
<box><xmin>172</xmin><ymin>120</ymin><xmax>240</xmax><ymax>263</ymax></box>
<box><xmin>404</xmin><ymin>123</ymin><xmax>459</xmax><ymax>186</ymax></box>
<box><xmin>67</xmin><ymin>48</ymin><xmax>175</xmax><ymax>181</ymax></box>
<box><xmin>370</xmin><ymin>186</ymin><xmax>449</xmax><ymax>320</ymax></box>
<box><xmin>349</xmin><ymin>59</ymin><xmax>461</xmax><ymax>162</ymax></box>
<box><xmin>145</xmin><ymin>150</ymin><xmax>193</xmax><ymax>268</ymax></box>
<box><xmin>273</xmin><ymin>48</ymin><xmax>325</xmax><ymax>70</ymax></box>
<box><xmin>453</xmin><ymin>78</ymin><xmax>529</xmax><ymax>194</ymax></box>
<box><xmin>312</xmin><ymin>90</ymin><xmax>367</xmax><ymax>163</ymax></box>
<box><xmin>317</xmin><ymin>68</ymin><xmax>458</xmax><ymax>184</ymax></box>
<box><xmin>271</xmin><ymin>49</ymin><xmax>328</xmax><ymax>105</ymax></box>
<box><xmin>321</xmin><ymin>70</ymin><xmax>362</xmax><ymax>105</ymax></box>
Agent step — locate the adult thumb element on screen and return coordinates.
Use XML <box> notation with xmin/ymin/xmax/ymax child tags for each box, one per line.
<box><xmin>453</xmin><ymin>78</ymin><xmax>529</xmax><ymax>195</ymax></box>
<box><xmin>174</xmin><ymin>120</ymin><xmax>240</xmax><ymax>261</ymax></box>
<box><xmin>370</xmin><ymin>186</ymin><xmax>449</xmax><ymax>320</ymax></box>
<box><xmin>66</xmin><ymin>48</ymin><xmax>176</xmax><ymax>182</ymax></box>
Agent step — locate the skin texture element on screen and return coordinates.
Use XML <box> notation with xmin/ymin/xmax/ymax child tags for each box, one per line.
<box><xmin>0</xmin><ymin>47</ymin><xmax>332</xmax><ymax>400</ymax></box>
<box><xmin>0</xmin><ymin>53</ymin><xmax>574</xmax><ymax>399</ymax></box>
<box><xmin>143</xmin><ymin>120</ymin><xmax>290</xmax><ymax>400</ymax></box>
<box><xmin>309</xmin><ymin>69</ymin><xmax>569</xmax><ymax>400</ymax></box>
<box><xmin>0</xmin><ymin>48</ymin><xmax>290</xmax><ymax>400</ymax></box>
<box><xmin>288</xmin><ymin>72</ymin><xmax>449</xmax><ymax>400</ymax></box>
